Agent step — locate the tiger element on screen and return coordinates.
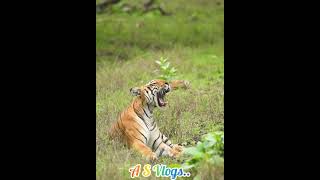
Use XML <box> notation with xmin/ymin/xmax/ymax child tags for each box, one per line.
<box><xmin>109</xmin><ymin>79</ymin><xmax>190</xmax><ymax>161</ymax></box>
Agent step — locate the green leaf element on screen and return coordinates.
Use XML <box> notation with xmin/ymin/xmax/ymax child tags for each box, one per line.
<box><xmin>160</xmin><ymin>57</ymin><xmax>167</xmax><ymax>63</ymax></box>
<box><xmin>181</xmin><ymin>164</ymin><xmax>195</xmax><ymax>170</ymax></box>
<box><xmin>207</xmin><ymin>150</ymin><xmax>215</xmax><ymax>155</ymax></box>
<box><xmin>170</xmin><ymin>67</ymin><xmax>177</xmax><ymax>73</ymax></box>
<box><xmin>187</xmin><ymin>157</ymin><xmax>201</xmax><ymax>165</ymax></box>
<box><xmin>184</xmin><ymin>147</ymin><xmax>198</xmax><ymax>155</ymax></box>
<box><xmin>195</xmin><ymin>142</ymin><xmax>206</xmax><ymax>153</ymax></box>
<box><xmin>164</xmin><ymin>62</ymin><xmax>170</xmax><ymax>69</ymax></box>
<box><xmin>203</xmin><ymin>134</ymin><xmax>216</xmax><ymax>149</ymax></box>
<box><xmin>181</xmin><ymin>132</ymin><xmax>224</xmax><ymax>178</ymax></box>
<box><xmin>155</xmin><ymin>60</ymin><xmax>161</xmax><ymax>65</ymax></box>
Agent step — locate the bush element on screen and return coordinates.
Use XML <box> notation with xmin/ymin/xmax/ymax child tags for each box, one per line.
<box><xmin>155</xmin><ymin>57</ymin><xmax>177</xmax><ymax>81</ymax></box>
<box><xmin>183</xmin><ymin>131</ymin><xmax>224</xmax><ymax>180</ymax></box>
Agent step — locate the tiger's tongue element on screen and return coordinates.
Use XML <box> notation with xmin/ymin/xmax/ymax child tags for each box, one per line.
<box><xmin>159</xmin><ymin>97</ymin><xmax>167</xmax><ymax>106</ymax></box>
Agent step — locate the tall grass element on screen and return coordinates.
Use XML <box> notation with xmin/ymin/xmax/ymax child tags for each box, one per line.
<box><xmin>96</xmin><ymin>0</ymin><xmax>224</xmax><ymax>179</ymax></box>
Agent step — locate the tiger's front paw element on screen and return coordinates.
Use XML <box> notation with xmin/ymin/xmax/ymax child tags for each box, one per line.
<box><xmin>172</xmin><ymin>144</ymin><xmax>184</xmax><ymax>153</ymax></box>
<box><xmin>169</xmin><ymin>145</ymin><xmax>184</xmax><ymax>158</ymax></box>
<box><xmin>147</xmin><ymin>152</ymin><xmax>158</xmax><ymax>162</ymax></box>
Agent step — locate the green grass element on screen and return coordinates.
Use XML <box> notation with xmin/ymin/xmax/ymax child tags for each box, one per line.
<box><xmin>96</xmin><ymin>0</ymin><xmax>224</xmax><ymax>179</ymax></box>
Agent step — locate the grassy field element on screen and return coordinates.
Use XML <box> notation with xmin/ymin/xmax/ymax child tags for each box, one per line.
<box><xmin>96</xmin><ymin>0</ymin><xmax>224</xmax><ymax>179</ymax></box>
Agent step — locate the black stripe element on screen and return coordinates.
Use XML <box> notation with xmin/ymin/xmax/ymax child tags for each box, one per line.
<box><xmin>144</xmin><ymin>91</ymin><xmax>151</xmax><ymax>102</ymax></box>
<box><xmin>159</xmin><ymin>148</ymin><xmax>165</xmax><ymax>157</ymax></box>
<box><xmin>132</xmin><ymin>135</ymin><xmax>144</xmax><ymax>144</ymax></box>
<box><xmin>150</xmin><ymin>123</ymin><xmax>157</xmax><ymax>131</ymax></box>
<box><xmin>164</xmin><ymin>138</ymin><xmax>169</xmax><ymax>143</ymax></box>
<box><xmin>133</xmin><ymin>104</ymin><xmax>150</xmax><ymax>130</ymax></box>
<box><xmin>135</xmin><ymin>121</ymin><xmax>145</xmax><ymax>131</ymax></box>
<box><xmin>133</xmin><ymin>105</ymin><xmax>144</xmax><ymax>121</ymax></box>
<box><xmin>142</xmin><ymin>108</ymin><xmax>150</xmax><ymax>118</ymax></box>
<box><xmin>152</xmin><ymin>133</ymin><xmax>161</xmax><ymax>150</ymax></box>
<box><xmin>147</xmin><ymin>104</ymin><xmax>152</xmax><ymax>113</ymax></box>
<box><xmin>168</xmin><ymin>143</ymin><xmax>172</xmax><ymax>147</ymax></box>
<box><xmin>135</xmin><ymin>127</ymin><xmax>147</xmax><ymax>143</ymax></box>
<box><xmin>145</xmin><ymin>89</ymin><xmax>151</xmax><ymax>100</ymax></box>
<box><xmin>154</xmin><ymin>142</ymin><xmax>162</xmax><ymax>152</ymax></box>
<box><xmin>136</xmin><ymin>122</ymin><xmax>150</xmax><ymax>135</ymax></box>
<box><xmin>147</xmin><ymin>87</ymin><xmax>155</xmax><ymax>96</ymax></box>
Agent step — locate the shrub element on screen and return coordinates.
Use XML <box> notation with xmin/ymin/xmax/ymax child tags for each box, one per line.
<box><xmin>183</xmin><ymin>131</ymin><xmax>224</xmax><ymax>180</ymax></box>
<box><xmin>155</xmin><ymin>57</ymin><xmax>177</xmax><ymax>81</ymax></box>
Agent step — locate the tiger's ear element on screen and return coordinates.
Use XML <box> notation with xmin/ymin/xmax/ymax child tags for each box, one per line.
<box><xmin>130</xmin><ymin>87</ymin><xmax>141</xmax><ymax>96</ymax></box>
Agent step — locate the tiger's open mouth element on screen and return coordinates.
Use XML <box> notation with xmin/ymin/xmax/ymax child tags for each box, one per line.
<box><xmin>157</xmin><ymin>90</ymin><xmax>168</xmax><ymax>107</ymax></box>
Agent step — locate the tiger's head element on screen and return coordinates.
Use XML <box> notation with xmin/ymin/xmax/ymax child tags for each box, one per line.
<box><xmin>130</xmin><ymin>79</ymin><xmax>171</xmax><ymax>108</ymax></box>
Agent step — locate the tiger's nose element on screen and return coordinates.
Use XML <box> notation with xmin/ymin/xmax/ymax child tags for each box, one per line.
<box><xmin>164</xmin><ymin>85</ymin><xmax>170</xmax><ymax>93</ymax></box>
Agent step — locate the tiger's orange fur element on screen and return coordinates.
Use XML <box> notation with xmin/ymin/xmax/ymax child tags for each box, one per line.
<box><xmin>109</xmin><ymin>79</ymin><xmax>189</xmax><ymax>161</ymax></box>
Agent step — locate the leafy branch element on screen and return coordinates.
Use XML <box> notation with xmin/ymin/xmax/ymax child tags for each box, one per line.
<box><xmin>155</xmin><ymin>57</ymin><xmax>177</xmax><ymax>81</ymax></box>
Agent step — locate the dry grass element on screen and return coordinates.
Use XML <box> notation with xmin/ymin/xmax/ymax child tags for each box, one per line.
<box><xmin>96</xmin><ymin>48</ymin><xmax>224</xmax><ymax>179</ymax></box>
<box><xmin>96</xmin><ymin>0</ymin><xmax>224</xmax><ymax>179</ymax></box>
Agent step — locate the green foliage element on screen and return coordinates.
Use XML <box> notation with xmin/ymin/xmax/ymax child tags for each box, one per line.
<box><xmin>155</xmin><ymin>57</ymin><xmax>177</xmax><ymax>81</ymax></box>
<box><xmin>96</xmin><ymin>0</ymin><xmax>224</xmax><ymax>62</ymax></box>
<box><xmin>183</xmin><ymin>131</ymin><xmax>224</xmax><ymax>179</ymax></box>
<box><xmin>96</xmin><ymin>1</ymin><xmax>224</xmax><ymax>179</ymax></box>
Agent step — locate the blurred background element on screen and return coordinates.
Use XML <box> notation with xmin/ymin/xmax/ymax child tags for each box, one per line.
<box><xmin>96</xmin><ymin>0</ymin><xmax>224</xmax><ymax>179</ymax></box>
